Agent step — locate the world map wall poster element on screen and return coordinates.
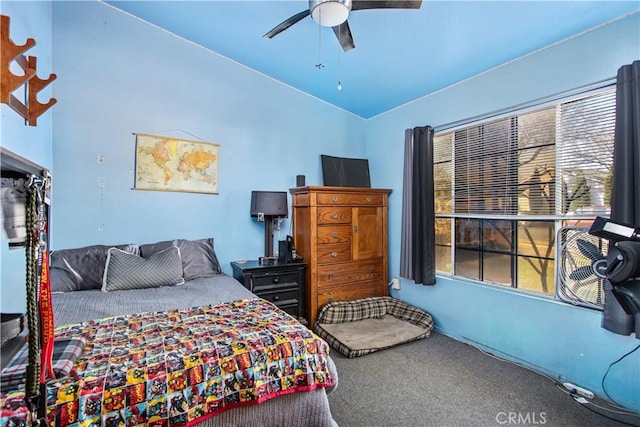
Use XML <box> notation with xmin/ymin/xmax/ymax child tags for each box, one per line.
<box><xmin>134</xmin><ymin>133</ymin><xmax>219</xmax><ymax>194</ymax></box>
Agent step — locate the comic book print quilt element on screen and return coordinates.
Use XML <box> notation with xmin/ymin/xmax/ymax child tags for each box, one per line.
<box><xmin>0</xmin><ymin>298</ymin><xmax>334</xmax><ymax>427</ymax></box>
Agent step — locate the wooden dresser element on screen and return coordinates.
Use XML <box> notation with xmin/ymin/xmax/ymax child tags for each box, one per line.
<box><xmin>290</xmin><ymin>186</ymin><xmax>392</xmax><ymax>326</ymax></box>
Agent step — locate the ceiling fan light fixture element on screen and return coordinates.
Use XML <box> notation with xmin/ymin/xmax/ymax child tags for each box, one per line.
<box><xmin>310</xmin><ymin>0</ymin><xmax>351</xmax><ymax>27</ymax></box>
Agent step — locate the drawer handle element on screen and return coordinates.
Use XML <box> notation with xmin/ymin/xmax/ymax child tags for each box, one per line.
<box><xmin>366</xmin><ymin>197</ymin><xmax>371</xmax><ymax>202</ymax></box>
<box><xmin>273</xmin><ymin>295</ymin><xmax>280</xmax><ymax>301</ymax></box>
<box><xmin>332</xmin><ymin>232</ymin><xmax>338</xmax><ymax>238</ymax></box>
<box><xmin>272</xmin><ymin>277</ymin><xmax>279</xmax><ymax>284</ymax></box>
<box><xmin>369</xmin><ymin>268</ymin><xmax>375</xmax><ymax>273</ymax></box>
<box><xmin>331</xmin><ymin>251</ymin><xmax>338</xmax><ymax>257</ymax></box>
<box><xmin>328</xmin><ymin>273</ymin><xmax>334</xmax><ymax>279</ymax></box>
<box><xmin>332</xmin><ymin>196</ymin><xmax>338</xmax><ymax>202</ymax></box>
<box><xmin>331</xmin><ymin>213</ymin><xmax>339</xmax><ymax>219</ymax></box>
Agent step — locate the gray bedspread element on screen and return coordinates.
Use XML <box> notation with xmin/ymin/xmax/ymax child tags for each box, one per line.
<box><xmin>51</xmin><ymin>274</ymin><xmax>339</xmax><ymax>427</ymax></box>
<box><xmin>52</xmin><ymin>274</ymin><xmax>255</xmax><ymax>325</ymax></box>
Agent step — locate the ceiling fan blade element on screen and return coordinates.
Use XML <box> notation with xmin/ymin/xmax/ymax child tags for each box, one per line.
<box><xmin>264</xmin><ymin>10</ymin><xmax>311</xmax><ymax>38</ymax></box>
<box><xmin>352</xmin><ymin>0</ymin><xmax>422</xmax><ymax>11</ymax></box>
<box><xmin>333</xmin><ymin>21</ymin><xmax>355</xmax><ymax>52</ymax></box>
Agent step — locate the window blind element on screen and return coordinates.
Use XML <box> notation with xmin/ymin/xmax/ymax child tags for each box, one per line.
<box><xmin>434</xmin><ymin>86</ymin><xmax>616</xmax><ymax>219</ymax></box>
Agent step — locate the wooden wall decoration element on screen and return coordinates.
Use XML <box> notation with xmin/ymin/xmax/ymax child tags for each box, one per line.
<box><xmin>0</xmin><ymin>14</ymin><xmax>57</xmax><ymax>126</ymax></box>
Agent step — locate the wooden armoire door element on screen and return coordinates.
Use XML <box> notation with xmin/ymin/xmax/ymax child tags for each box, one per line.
<box><xmin>352</xmin><ymin>206</ymin><xmax>384</xmax><ymax>260</ymax></box>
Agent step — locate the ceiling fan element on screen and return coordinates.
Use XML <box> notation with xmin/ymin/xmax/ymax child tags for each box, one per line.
<box><xmin>264</xmin><ymin>0</ymin><xmax>423</xmax><ymax>52</ymax></box>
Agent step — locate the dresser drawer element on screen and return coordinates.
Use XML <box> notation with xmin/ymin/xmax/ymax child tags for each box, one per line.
<box><xmin>317</xmin><ymin>243</ymin><xmax>351</xmax><ymax>264</ymax></box>
<box><xmin>317</xmin><ymin>259</ymin><xmax>383</xmax><ymax>287</ymax></box>
<box><xmin>317</xmin><ymin>280</ymin><xmax>387</xmax><ymax>307</ymax></box>
<box><xmin>250</xmin><ymin>271</ymin><xmax>302</xmax><ymax>290</ymax></box>
<box><xmin>317</xmin><ymin>193</ymin><xmax>384</xmax><ymax>206</ymax></box>
<box><xmin>317</xmin><ymin>225</ymin><xmax>351</xmax><ymax>244</ymax></box>
<box><xmin>317</xmin><ymin>207</ymin><xmax>351</xmax><ymax>224</ymax></box>
<box><xmin>292</xmin><ymin>192</ymin><xmax>310</xmax><ymax>206</ymax></box>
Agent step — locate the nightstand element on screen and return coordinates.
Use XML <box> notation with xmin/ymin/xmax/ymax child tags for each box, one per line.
<box><xmin>231</xmin><ymin>260</ymin><xmax>306</xmax><ymax>323</ymax></box>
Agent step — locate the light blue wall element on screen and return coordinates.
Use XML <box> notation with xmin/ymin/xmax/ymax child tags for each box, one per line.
<box><xmin>49</xmin><ymin>2</ymin><xmax>365</xmax><ymax>265</ymax></box>
<box><xmin>368</xmin><ymin>12</ymin><xmax>640</xmax><ymax>411</ymax></box>
<box><xmin>0</xmin><ymin>1</ymin><xmax>53</xmax><ymax>313</ymax></box>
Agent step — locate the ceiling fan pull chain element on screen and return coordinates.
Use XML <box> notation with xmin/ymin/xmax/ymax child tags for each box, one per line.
<box><xmin>338</xmin><ymin>36</ymin><xmax>342</xmax><ymax>90</ymax></box>
<box><xmin>316</xmin><ymin>11</ymin><xmax>324</xmax><ymax>69</ymax></box>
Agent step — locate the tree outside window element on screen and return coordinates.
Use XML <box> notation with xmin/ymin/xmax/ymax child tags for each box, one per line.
<box><xmin>433</xmin><ymin>88</ymin><xmax>615</xmax><ymax>295</ymax></box>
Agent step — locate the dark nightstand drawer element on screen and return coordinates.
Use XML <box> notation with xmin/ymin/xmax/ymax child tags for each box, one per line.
<box><xmin>251</xmin><ymin>271</ymin><xmax>302</xmax><ymax>289</ymax></box>
<box><xmin>278</xmin><ymin>304</ymin><xmax>300</xmax><ymax>318</ymax></box>
<box><xmin>259</xmin><ymin>287</ymin><xmax>299</xmax><ymax>305</ymax></box>
<box><xmin>231</xmin><ymin>260</ymin><xmax>306</xmax><ymax>322</ymax></box>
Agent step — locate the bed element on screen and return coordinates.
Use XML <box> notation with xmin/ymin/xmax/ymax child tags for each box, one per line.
<box><xmin>0</xmin><ymin>238</ymin><xmax>338</xmax><ymax>427</ymax></box>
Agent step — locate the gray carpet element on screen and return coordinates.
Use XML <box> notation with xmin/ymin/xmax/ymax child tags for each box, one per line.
<box><xmin>327</xmin><ymin>332</ymin><xmax>639</xmax><ymax>427</ymax></box>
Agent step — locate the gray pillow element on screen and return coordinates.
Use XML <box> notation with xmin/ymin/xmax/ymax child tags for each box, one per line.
<box><xmin>139</xmin><ymin>238</ymin><xmax>222</xmax><ymax>280</ymax></box>
<box><xmin>50</xmin><ymin>244</ymin><xmax>138</xmax><ymax>292</ymax></box>
<box><xmin>102</xmin><ymin>246</ymin><xmax>185</xmax><ymax>292</ymax></box>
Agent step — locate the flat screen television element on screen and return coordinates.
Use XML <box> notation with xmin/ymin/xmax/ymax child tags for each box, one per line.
<box><xmin>321</xmin><ymin>154</ymin><xmax>371</xmax><ymax>188</ymax></box>
<box><xmin>250</xmin><ymin>191</ymin><xmax>288</xmax><ymax>218</ymax></box>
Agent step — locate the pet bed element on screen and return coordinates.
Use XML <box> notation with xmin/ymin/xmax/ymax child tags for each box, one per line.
<box><xmin>313</xmin><ymin>296</ymin><xmax>434</xmax><ymax>358</ymax></box>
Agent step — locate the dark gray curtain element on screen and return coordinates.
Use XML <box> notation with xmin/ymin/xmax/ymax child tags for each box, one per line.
<box><xmin>603</xmin><ymin>60</ymin><xmax>640</xmax><ymax>335</ymax></box>
<box><xmin>400</xmin><ymin>126</ymin><xmax>436</xmax><ymax>285</ymax></box>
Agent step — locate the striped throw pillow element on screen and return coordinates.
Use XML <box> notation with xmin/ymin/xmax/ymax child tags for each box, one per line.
<box><xmin>102</xmin><ymin>246</ymin><xmax>184</xmax><ymax>292</ymax></box>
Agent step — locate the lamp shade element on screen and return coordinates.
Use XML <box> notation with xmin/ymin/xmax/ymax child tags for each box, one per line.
<box><xmin>310</xmin><ymin>0</ymin><xmax>351</xmax><ymax>27</ymax></box>
<box><xmin>250</xmin><ymin>191</ymin><xmax>288</xmax><ymax>217</ymax></box>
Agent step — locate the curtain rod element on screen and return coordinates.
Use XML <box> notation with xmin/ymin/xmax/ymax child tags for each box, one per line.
<box><xmin>433</xmin><ymin>76</ymin><xmax>617</xmax><ymax>134</ymax></box>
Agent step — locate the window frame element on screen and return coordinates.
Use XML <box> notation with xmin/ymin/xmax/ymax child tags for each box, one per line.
<box><xmin>432</xmin><ymin>84</ymin><xmax>616</xmax><ymax>298</ymax></box>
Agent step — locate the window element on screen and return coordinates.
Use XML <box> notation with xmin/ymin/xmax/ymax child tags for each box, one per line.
<box><xmin>434</xmin><ymin>87</ymin><xmax>616</xmax><ymax>296</ymax></box>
